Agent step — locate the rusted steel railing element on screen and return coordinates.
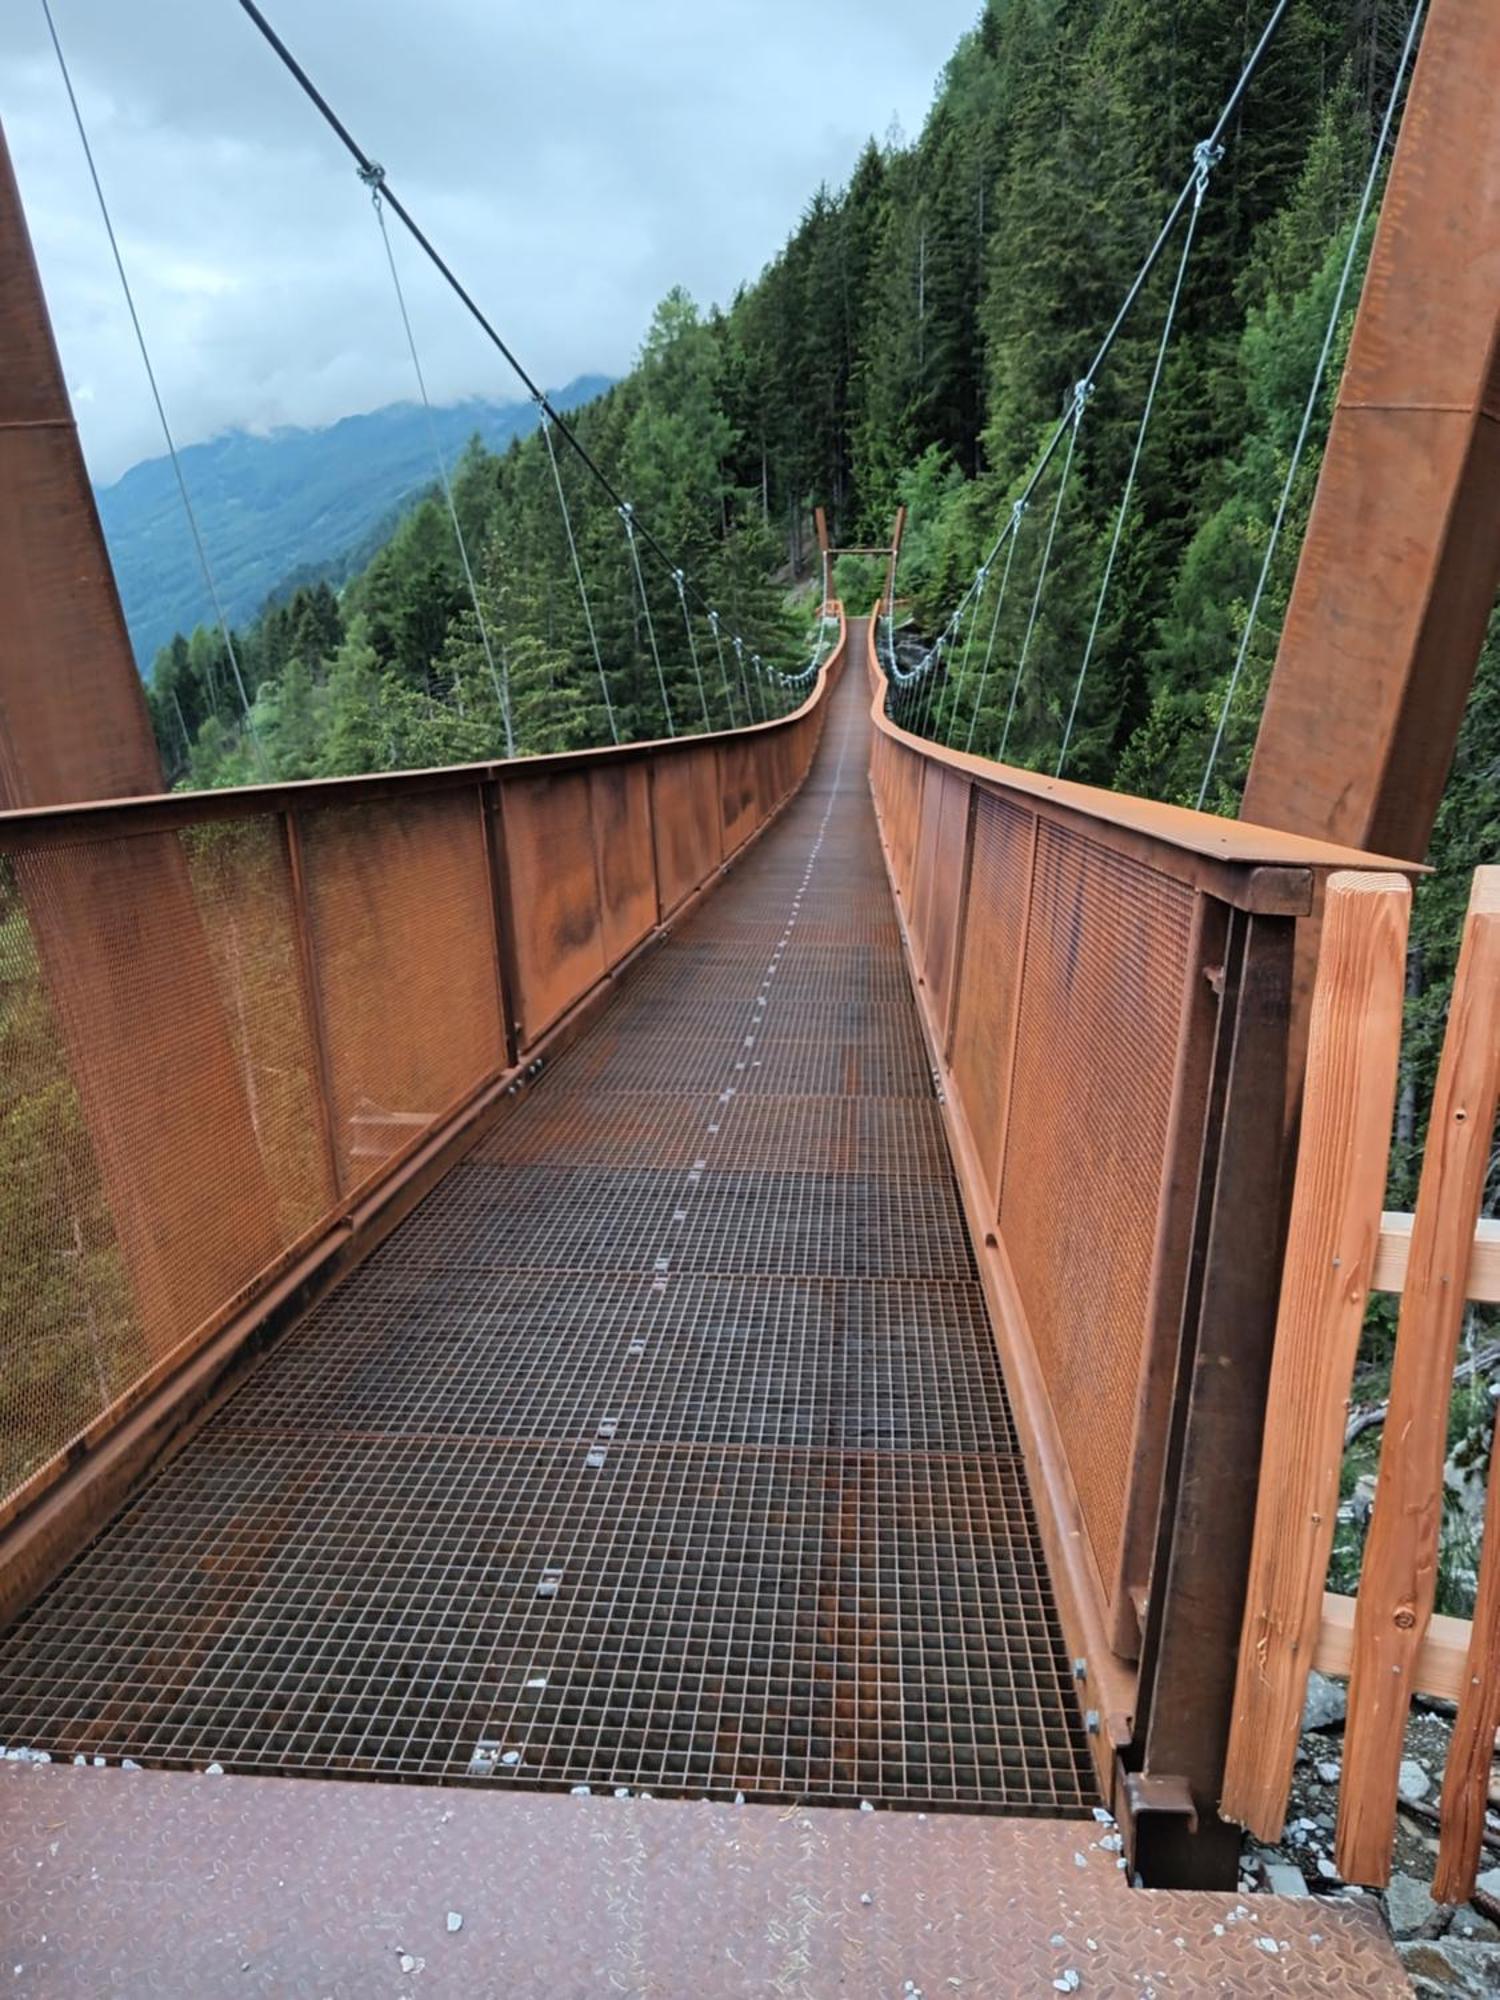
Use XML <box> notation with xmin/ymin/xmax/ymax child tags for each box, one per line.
<box><xmin>863</xmin><ymin>610</ymin><xmax>1411</xmax><ymax>1879</ymax></box>
<box><xmin>0</xmin><ymin>609</ymin><xmax>844</xmax><ymax>1605</ymax></box>
<box><xmin>1225</xmin><ymin>865</ymin><xmax>1500</xmax><ymax>1903</ymax></box>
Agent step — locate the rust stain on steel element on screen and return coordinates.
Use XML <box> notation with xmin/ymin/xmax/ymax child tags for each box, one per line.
<box><xmin>0</xmin><ymin>1762</ymin><xmax>1407</xmax><ymax>1996</ymax></box>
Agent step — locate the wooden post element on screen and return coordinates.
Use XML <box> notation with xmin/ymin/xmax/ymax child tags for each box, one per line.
<box><xmin>1221</xmin><ymin>873</ymin><xmax>1411</xmax><ymax>1838</ymax></box>
<box><xmin>1242</xmin><ymin>0</ymin><xmax>1500</xmax><ymax>863</ymax></box>
<box><xmin>1337</xmin><ymin>868</ymin><xmax>1500</xmax><ymax>1886</ymax></box>
<box><xmin>1434</xmin><ymin>1410</ymin><xmax>1500</xmax><ymax>1904</ymax></box>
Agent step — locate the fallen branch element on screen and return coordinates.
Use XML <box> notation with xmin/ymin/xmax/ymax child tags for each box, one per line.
<box><xmin>1346</xmin><ymin>1340</ymin><xmax>1500</xmax><ymax>1449</ymax></box>
<box><xmin>1396</xmin><ymin>1791</ymin><xmax>1500</xmax><ymax>1859</ymax></box>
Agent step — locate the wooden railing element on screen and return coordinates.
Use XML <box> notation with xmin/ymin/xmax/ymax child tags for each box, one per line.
<box><xmin>1225</xmin><ymin>867</ymin><xmax>1500</xmax><ymax>1901</ymax></box>
<box><xmin>862</xmin><ymin>611</ymin><xmax>1413</xmax><ymax>1879</ymax></box>
<box><xmin>0</xmin><ymin>612</ymin><xmax>844</xmax><ymax>1618</ymax></box>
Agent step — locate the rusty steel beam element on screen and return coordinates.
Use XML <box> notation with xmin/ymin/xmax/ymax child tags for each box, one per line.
<box><xmin>0</xmin><ymin>118</ymin><xmax>288</xmax><ymax>1529</ymax></box>
<box><xmin>1132</xmin><ymin>911</ymin><xmax>1300</xmax><ymax>1888</ymax></box>
<box><xmin>0</xmin><ymin>118</ymin><xmax>161</xmax><ymax>809</ymax></box>
<box><xmin>1242</xmin><ymin>0</ymin><xmax>1500</xmax><ymax>861</ymax></box>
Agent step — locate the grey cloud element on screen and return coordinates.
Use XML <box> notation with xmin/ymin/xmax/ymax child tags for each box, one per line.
<box><xmin>3</xmin><ymin>0</ymin><xmax>977</xmax><ymax>482</ymax></box>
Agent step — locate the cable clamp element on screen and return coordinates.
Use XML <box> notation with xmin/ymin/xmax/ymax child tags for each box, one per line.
<box><xmin>1070</xmin><ymin>378</ymin><xmax>1095</xmax><ymax>424</ymax></box>
<box><xmin>708</xmin><ymin>608</ymin><xmax>721</xmax><ymax>628</ymax></box>
<box><xmin>1192</xmin><ymin>138</ymin><xmax>1224</xmax><ymax>203</ymax></box>
<box><xmin>672</xmin><ymin>568</ymin><xmax>687</xmax><ymax>596</ymax></box>
<box><xmin>357</xmin><ymin>160</ymin><xmax>386</xmax><ymax>194</ymax></box>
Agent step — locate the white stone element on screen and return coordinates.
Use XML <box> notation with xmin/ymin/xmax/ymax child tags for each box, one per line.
<box><xmin>1398</xmin><ymin>1759</ymin><xmax>1432</xmax><ymax>1803</ymax></box>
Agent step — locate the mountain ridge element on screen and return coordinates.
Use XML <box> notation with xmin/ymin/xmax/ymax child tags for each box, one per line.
<box><xmin>96</xmin><ymin>376</ymin><xmax>611</xmax><ymax>669</ymax></box>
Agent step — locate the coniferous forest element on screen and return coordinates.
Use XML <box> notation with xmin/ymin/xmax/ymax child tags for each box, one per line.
<box><xmin>142</xmin><ymin>0</ymin><xmax>1495</xmax><ymax>1533</ymax></box>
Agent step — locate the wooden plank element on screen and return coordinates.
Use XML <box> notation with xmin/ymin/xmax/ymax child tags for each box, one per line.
<box><xmin>1434</xmin><ymin>1405</ymin><xmax>1500</xmax><ymax>1904</ymax></box>
<box><xmin>1337</xmin><ymin>868</ymin><xmax>1500</xmax><ymax>1887</ymax></box>
<box><xmin>1221</xmin><ymin>873</ymin><xmax>1410</xmax><ymax>1838</ymax></box>
<box><xmin>1373</xmin><ymin>1210</ymin><xmax>1500</xmax><ymax>1302</ymax></box>
<box><xmin>1314</xmin><ymin>1593</ymin><xmax>1471</xmax><ymax>1703</ymax></box>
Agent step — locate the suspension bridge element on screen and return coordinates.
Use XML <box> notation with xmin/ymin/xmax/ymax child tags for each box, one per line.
<box><xmin>2</xmin><ymin>0</ymin><xmax>1499</xmax><ymax>1991</ymax></box>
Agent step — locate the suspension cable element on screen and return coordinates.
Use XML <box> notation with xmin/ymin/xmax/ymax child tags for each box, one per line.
<box><xmin>362</xmin><ymin>170</ymin><xmax>514</xmax><ymax>757</ymax></box>
<box><xmin>42</xmin><ymin>0</ymin><xmax>262</xmax><ymax>758</ymax></box>
<box><xmin>1057</xmin><ymin>142</ymin><xmax>1218</xmax><ymax>777</ymax></box>
<box><xmin>733</xmin><ymin>636</ymin><xmax>763</xmax><ymax>723</ymax></box>
<box><xmin>233</xmin><ymin>0</ymin><xmax>777</xmax><ymax>672</ymax></box>
<box><xmin>965</xmin><ymin>505</ymin><xmax>1026</xmax><ymax>752</ymax></box>
<box><xmin>538</xmin><ymin>410</ymin><xmax>618</xmax><ymax>745</ymax></box>
<box><xmin>671</xmin><ymin>571</ymin><xmax>712</xmax><ymax>728</ymax></box>
<box><xmin>885</xmin><ymin>0</ymin><xmax>1296</xmax><ymax>721</ymax></box>
<box><xmin>620</xmin><ymin>506</ymin><xmax>674</xmax><ymax>735</ymax></box>
<box><xmin>1195</xmin><ymin>0</ymin><xmax>1426</xmax><ymax>810</ymax></box>
<box><xmin>934</xmin><ymin>562</ymin><xmax>990</xmax><ymax>743</ymax></box>
<box><xmin>705</xmin><ymin>609</ymin><xmax>738</xmax><ymax>724</ymax></box>
<box><xmin>997</xmin><ymin>383</ymin><xmax>1089</xmax><ymax>762</ymax></box>
<box><xmin>708</xmin><ymin>612</ymin><xmax>745</xmax><ymax>724</ymax></box>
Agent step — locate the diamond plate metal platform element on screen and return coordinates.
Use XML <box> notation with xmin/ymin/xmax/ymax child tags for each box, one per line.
<box><xmin>0</xmin><ymin>1762</ymin><xmax>1407</xmax><ymax>1997</ymax></box>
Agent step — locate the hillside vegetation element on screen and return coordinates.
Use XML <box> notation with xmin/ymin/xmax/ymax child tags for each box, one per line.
<box><xmin>101</xmin><ymin>382</ymin><xmax>607</xmax><ymax>667</ymax></box>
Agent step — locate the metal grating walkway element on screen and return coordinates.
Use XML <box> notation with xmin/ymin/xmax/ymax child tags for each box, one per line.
<box><xmin>0</xmin><ymin>651</ymin><xmax>1098</xmax><ymax>1816</ymax></box>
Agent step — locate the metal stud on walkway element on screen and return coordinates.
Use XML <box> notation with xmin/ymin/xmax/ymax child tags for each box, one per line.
<box><xmin>0</xmin><ymin>667</ymin><xmax>1097</xmax><ymax>1817</ymax></box>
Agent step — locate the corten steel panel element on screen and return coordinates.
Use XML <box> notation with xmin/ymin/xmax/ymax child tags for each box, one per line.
<box><xmin>911</xmin><ymin>763</ymin><xmax>947</xmax><ymax>976</ymax></box>
<box><xmin>895</xmin><ymin>744</ymin><xmax>923</xmax><ymax>895</ymax></box>
<box><xmin>499</xmin><ymin>767</ymin><xmax>607</xmax><ymax>1042</ymax></box>
<box><xmin>588</xmin><ymin>762</ymin><xmax>656</xmax><ymax>965</ymax></box>
<box><xmin>998</xmin><ymin>823</ymin><xmax>1194</xmax><ymax>1600</ymax></box>
<box><xmin>923</xmin><ymin>769</ymin><xmax>971</xmax><ymax>1032</ymax></box>
<box><xmin>949</xmin><ymin>794</ymin><xmax>1036</xmax><ymax>1206</ymax></box>
<box><xmin>300</xmin><ymin>791</ymin><xmax>503</xmax><ymax>1191</ymax></box>
<box><xmin>0</xmin><ymin>825</ymin><xmax>326</xmax><ymax>1510</ymax></box>
<box><xmin>651</xmin><ymin>744</ymin><xmax>723</xmax><ymax>915</ymax></box>
<box><xmin>716</xmin><ymin>736</ymin><xmax>760</xmax><ymax>857</ymax></box>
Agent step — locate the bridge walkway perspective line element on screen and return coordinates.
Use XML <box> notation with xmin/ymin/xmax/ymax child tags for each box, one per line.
<box><xmin>0</xmin><ymin>625</ymin><xmax>1098</xmax><ymax>1816</ymax></box>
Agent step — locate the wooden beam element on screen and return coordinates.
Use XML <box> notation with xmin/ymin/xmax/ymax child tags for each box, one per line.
<box><xmin>1242</xmin><ymin>0</ymin><xmax>1500</xmax><ymax>863</ymax></box>
<box><xmin>1221</xmin><ymin>873</ymin><xmax>1410</xmax><ymax>1840</ymax></box>
<box><xmin>1337</xmin><ymin>869</ymin><xmax>1500</xmax><ymax>1886</ymax></box>
<box><xmin>1314</xmin><ymin>1593</ymin><xmax>1470</xmax><ymax>1704</ymax></box>
<box><xmin>1373</xmin><ymin>1211</ymin><xmax>1500</xmax><ymax>1302</ymax></box>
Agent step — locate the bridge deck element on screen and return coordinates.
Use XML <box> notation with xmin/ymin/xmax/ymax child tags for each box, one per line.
<box><xmin>0</xmin><ymin>652</ymin><xmax>1096</xmax><ymax>1815</ymax></box>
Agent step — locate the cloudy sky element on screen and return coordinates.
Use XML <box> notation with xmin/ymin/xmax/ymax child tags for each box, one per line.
<box><xmin>4</xmin><ymin>0</ymin><xmax>978</xmax><ymax>485</ymax></box>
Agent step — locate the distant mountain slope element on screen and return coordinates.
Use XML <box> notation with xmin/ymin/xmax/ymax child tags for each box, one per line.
<box><xmin>96</xmin><ymin>377</ymin><xmax>611</xmax><ymax>669</ymax></box>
